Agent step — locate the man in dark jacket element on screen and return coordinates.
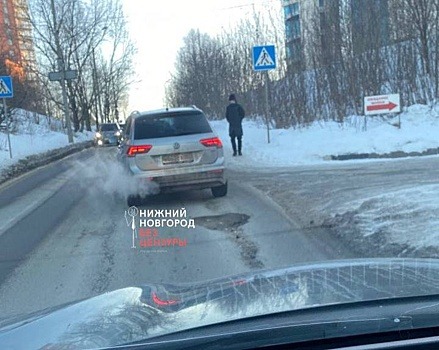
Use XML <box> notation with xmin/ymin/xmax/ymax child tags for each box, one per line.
<box><xmin>225</xmin><ymin>94</ymin><xmax>245</xmax><ymax>156</ymax></box>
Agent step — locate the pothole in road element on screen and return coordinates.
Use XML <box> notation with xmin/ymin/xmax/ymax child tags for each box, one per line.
<box><xmin>195</xmin><ymin>213</ymin><xmax>250</xmax><ymax>231</ymax></box>
<box><xmin>194</xmin><ymin>213</ymin><xmax>263</xmax><ymax>269</ymax></box>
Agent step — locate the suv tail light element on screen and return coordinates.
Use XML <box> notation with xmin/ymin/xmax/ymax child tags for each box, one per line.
<box><xmin>127</xmin><ymin>145</ymin><xmax>152</xmax><ymax>157</ymax></box>
<box><xmin>200</xmin><ymin>137</ymin><xmax>222</xmax><ymax>148</ymax></box>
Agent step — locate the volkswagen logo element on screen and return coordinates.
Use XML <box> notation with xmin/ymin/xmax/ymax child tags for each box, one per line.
<box><xmin>173</xmin><ymin>142</ymin><xmax>180</xmax><ymax>150</ymax></box>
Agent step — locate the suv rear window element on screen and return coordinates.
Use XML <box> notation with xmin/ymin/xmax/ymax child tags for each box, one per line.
<box><xmin>134</xmin><ymin>111</ymin><xmax>212</xmax><ymax>139</ymax></box>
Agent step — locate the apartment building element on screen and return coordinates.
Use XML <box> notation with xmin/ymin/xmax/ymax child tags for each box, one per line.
<box><xmin>282</xmin><ymin>0</ymin><xmax>392</xmax><ymax>69</ymax></box>
<box><xmin>0</xmin><ymin>0</ymin><xmax>36</xmax><ymax>80</ymax></box>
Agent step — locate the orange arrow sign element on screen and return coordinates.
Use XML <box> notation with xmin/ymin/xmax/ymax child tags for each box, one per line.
<box><xmin>366</xmin><ymin>102</ymin><xmax>398</xmax><ymax>112</ymax></box>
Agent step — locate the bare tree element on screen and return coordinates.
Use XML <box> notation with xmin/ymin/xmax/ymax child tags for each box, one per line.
<box><xmin>167</xmin><ymin>0</ymin><xmax>439</xmax><ymax>129</ymax></box>
<box><xmin>166</xmin><ymin>2</ymin><xmax>285</xmax><ymax>120</ymax></box>
<box><xmin>97</xmin><ymin>2</ymin><xmax>136</xmax><ymax>124</ymax></box>
<box><xmin>27</xmin><ymin>0</ymin><xmax>134</xmax><ymax>131</ymax></box>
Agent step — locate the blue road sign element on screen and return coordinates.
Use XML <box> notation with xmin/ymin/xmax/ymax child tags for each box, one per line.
<box><xmin>253</xmin><ymin>45</ymin><xmax>276</xmax><ymax>71</ymax></box>
<box><xmin>0</xmin><ymin>76</ymin><xmax>13</xmax><ymax>98</ymax></box>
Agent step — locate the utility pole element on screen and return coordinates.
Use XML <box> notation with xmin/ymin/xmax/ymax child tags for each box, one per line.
<box><xmin>92</xmin><ymin>48</ymin><xmax>99</xmax><ymax>130</ymax></box>
<box><xmin>50</xmin><ymin>0</ymin><xmax>74</xmax><ymax>143</ymax></box>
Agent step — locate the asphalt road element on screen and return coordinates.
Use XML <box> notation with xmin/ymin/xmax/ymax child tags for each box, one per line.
<box><xmin>3</xmin><ymin>148</ymin><xmax>437</xmax><ymax>320</ymax></box>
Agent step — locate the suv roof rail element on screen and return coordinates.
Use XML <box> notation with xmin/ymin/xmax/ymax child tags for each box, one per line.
<box><xmin>191</xmin><ymin>105</ymin><xmax>198</xmax><ymax>109</ymax></box>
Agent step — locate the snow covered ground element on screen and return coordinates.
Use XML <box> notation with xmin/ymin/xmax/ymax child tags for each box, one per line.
<box><xmin>210</xmin><ymin>103</ymin><xmax>439</xmax><ymax>255</ymax></box>
<box><xmin>211</xmin><ymin>103</ymin><xmax>439</xmax><ymax>168</ymax></box>
<box><xmin>0</xmin><ymin>109</ymin><xmax>94</xmax><ymax>171</ymax></box>
<box><xmin>334</xmin><ymin>184</ymin><xmax>439</xmax><ymax>252</ymax></box>
<box><xmin>2</xmin><ymin>103</ymin><xmax>438</xmax><ymax>172</ymax></box>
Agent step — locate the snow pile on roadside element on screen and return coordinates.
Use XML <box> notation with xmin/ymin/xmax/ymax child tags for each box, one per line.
<box><xmin>9</xmin><ymin>108</ymin><xmax>64</xmax><ymax>134</ymax></box>
<box><xmin>2</xmin><ymin>103</ymin><xmax>439</xmax><ymax>174</ymax></box>
<box><xmin>325</xmin><ymin>184</ymin><xmax>439</xmax><ymax>254</ymax></box>
<box><xmin>0</xmin><ymin>109</ymin><xmax>94</xmax><ymax>171</ymax></box>
<box><xmin>210</xmin><ymin>103</ymin><xmax>439</xmax><ymax>168</ymax></box>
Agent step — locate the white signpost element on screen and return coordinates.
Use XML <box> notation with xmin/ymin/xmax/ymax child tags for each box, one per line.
<box><xmin>364</xmin><ymin>93</ymin><xmax>401</xmax><ymax>130</ymax></box>
<box><xmin>364</xmin><ymin>94</ymin><xmax>401</xmax><ymax>115</ymax></box>
<box><xmin>252</xmin><ymin>45</ymin><xmax>276</xmax><ymax>143</ymax></box>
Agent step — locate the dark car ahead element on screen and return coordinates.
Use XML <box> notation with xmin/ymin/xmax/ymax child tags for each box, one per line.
<box><xmin>118</xmin><ymin>107</ymin><xmax>227</xmax><ymax>206</ymax></box>
<box><xmin>94</xmin><ymin>123</ymin><xmax>122</xmax><ymax>146</ymax></box>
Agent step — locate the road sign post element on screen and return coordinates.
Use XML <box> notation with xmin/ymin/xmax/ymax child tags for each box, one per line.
<box><xmin>253</xmin><ymin>45</ymin><xmax>276</xmax><ymax>72</ymax></box>
<box><xmin>253</xmin><ymin>45</ymin><xmax>276</xmax><ymax>144</ymax></box>
<box><xmin>48</xmin><ymin>70</ymin><xmax>77</xmax><ymax>82</ymax></box>
<box><xmin>3</xmin><ymin>98</ymin><xmax>12</xmax><ymax>159</ymax></box>
<box><xmin>0</xmin><ymin>76</ymin><xmax>14</xmax><ymax>158</ymax></box>
<box><xmin>264</xmin><ymin>72</ymin><xmax>270</xmax><ymax>143</ymax></box>
<box><xmin>364</xmin><ymin>94</ymin><xmax>400</xmax><ymax>115</ymax></box>
<box><xmin>48</xmin><ymin>66</ymin><xmax>78</xmax><ymax>144</ymax></box>
<box><xmin>49</xmin><ymin>0</ymin><xmax>76</xmax><ymax>144</ymax></box>
<box><xmin>364</xmin><ymin>93</ymin><xmax>401</xmax><ymax>131</ymax></box>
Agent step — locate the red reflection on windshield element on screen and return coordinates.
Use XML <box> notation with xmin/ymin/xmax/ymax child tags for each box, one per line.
<box><xmin>152</xmin><ymin>292</ymin><xmax>179</xmax><ymax>306</ymax></box>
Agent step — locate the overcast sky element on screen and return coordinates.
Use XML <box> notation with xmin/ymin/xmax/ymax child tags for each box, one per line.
<box><xmin>121</xmin><ymin>0</ymin><xmax>273</xmax><ymax>115</ymax></box>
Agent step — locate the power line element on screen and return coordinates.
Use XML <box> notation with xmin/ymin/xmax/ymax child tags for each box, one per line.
<box><xmin>218</xmin><ymin>0</ymin><xmax>278</xmax><ymax>11</ymax></box>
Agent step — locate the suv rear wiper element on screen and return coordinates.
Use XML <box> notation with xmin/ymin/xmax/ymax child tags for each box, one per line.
<box><xmin>173</xmin><ymin>132</ymin><xmax>197</xmax><ymax>136</ymax></box>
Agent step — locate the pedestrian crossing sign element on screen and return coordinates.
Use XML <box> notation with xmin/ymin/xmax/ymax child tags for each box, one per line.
<box><xmin>253</xmin><ymin>45</ymin><xmax>276</xmax><ymax>71</ymax></box>
<box><xmin>0</xmin><ymin>76</ymin><xmax>13</xmax><ymax>98</ymax></box>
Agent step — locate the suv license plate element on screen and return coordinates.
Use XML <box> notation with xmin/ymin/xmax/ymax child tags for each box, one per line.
<box><xmin>163</xmin><ymin>153</ymin><xmax>194</xmax><ymax>164</ymax></box>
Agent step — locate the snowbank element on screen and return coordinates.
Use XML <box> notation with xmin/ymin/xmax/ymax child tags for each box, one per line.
<box><xmin>210</xmin><ymin>103</ymin><xmax>439</xmax><ymax>168</ymax></box>
<box><xmin>0</xmin><ymin>109</ymin><xmax>94</xmax><ymax>171</ymax></box>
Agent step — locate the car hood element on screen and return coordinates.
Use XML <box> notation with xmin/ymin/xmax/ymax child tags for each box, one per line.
<box><xmin>2</xmin><ymin>258</ymin><xmax>439</xmax><ymax>349</ymax></box>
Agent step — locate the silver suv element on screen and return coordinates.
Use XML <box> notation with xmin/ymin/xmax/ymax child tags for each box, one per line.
<box><xmin>118</xmin><ymin>107</ymin><xmax>227</xmax><ymax>206</ymax></box>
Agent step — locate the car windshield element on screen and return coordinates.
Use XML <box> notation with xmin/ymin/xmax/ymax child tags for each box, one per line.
<box><xmin>2</xmin><ymin>0</ymin><xmax>439</xmax><ymax>349</ymax></box>
<box><xmin>99</xmin><ymin>124</ymin><xmax>118</xmax><ymax>131</ymax></box>
<box><xmin>134</xmin><ymin>111</ymin><xmax>212</xmax><ymax>139</ymax></box>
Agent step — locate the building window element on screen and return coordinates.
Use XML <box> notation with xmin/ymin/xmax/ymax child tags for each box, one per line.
<box><xmin>284</xmin><ymin>2</ymin><xmax>299</xmax><ymax>18</ymax></box>
<box><xmin>291</xmin><ymin>2</ymin><xmax>299</xmax><ymax>16</ymax></box>
<box><xmin>286</xmin><ymin>20</ymin><xmax>292</xmax><ymax>37</ymax></box>
<box><xmin>8</xmin><ymin>38</ymin><xmax>12</xmax><ymax>45</ymax></box>
<box><xmin>284</xmin><ymin>4</ymin><xmax>292</xmax><ymax>18</ymax></box>
<box><xmin>290</xmin><ymin>39</ymin><xmax>302</xmax><ymax>62</ymax></box>
<box><xmin>286</xmin><ymin>45</ymin><xmax>292</xmax><ymax>59</ymax></box>
<box><xmin>286</xmin><ymin>38</ymin><xmax>302</xmax><ymax>62</ymax></box>
<box><xmin>292</xmin><ymin>18</ymin><xmax>300</xmax><ymax>38</ymax></box>
<box><xmin>319</xmin><ymin>0</ymin><xmax>325</xmax><ymax>7</ymax></box>
<box><xmin>286</xmin><ymin>18</ymin><xmax>301</xmax><ymax>40</ymax></box>
<box><xmin>320</xmin><ymin>12</ymin><xmax>327</xmax><ymax>32</ymax></box>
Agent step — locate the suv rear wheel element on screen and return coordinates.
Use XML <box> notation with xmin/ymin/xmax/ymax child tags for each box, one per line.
<box><xmin>211</xmin><ymin>182</ymin><xmax>228</xmax><ymax>198</ymax></box>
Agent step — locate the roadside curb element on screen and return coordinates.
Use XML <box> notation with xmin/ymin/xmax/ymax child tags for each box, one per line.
<box><xmin>330</xmin><ymin>147</ymin><xmax>439</xmax><ymax>161</ymax></box>
<box><xmin>0</xmin><ymin>141</ymin><xmax>94</xmax><ymax>185</ymax></box>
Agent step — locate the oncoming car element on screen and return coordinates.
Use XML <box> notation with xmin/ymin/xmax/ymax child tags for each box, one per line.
<box><xmin>94</xmin><ymin>123</ymin><xmax>122</xmax><ymax>146</ymax></box>
<box><xmin>118</xmin><ymin>107</ymin><xmax>227</xmax><ymax>206</ymax></box>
